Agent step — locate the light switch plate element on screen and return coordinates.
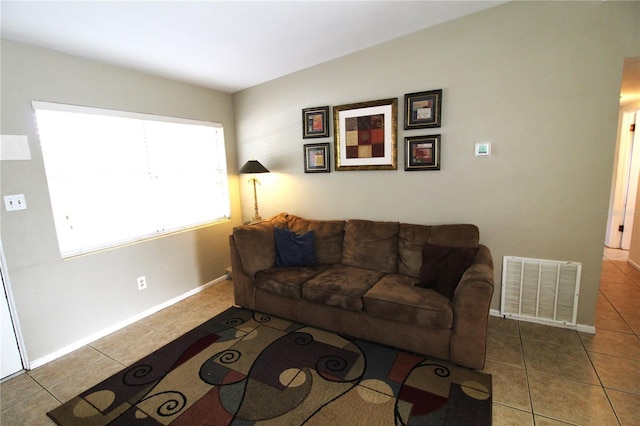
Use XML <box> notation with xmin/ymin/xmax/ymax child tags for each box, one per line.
<box><xmin>475</xmin><ymin>142</ymin><xmax>491</xmax><ymax>156</ymax></box>
<box><xmin>4</xmin><ymin>194</ymin><xmax>27</xmax><ymax>211</ymax></box>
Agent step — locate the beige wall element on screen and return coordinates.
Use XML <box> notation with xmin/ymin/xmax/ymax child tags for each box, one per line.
<box><xmin>0</xmin><ymin>41</ymin><xmax>242</xmax><ymax>363</ymax></box>
<box><xmin>233</xmin><ymin>2</ymin><xmax>640</xmax><ymax>327</ymax></box>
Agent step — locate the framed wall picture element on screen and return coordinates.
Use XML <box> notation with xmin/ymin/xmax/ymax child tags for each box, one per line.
<box><xmin>404</xmin><ymin>134</ymin><xmax>441</xmax><ymax>171</ymax></box>
<box><xmin>303</xmin><ymin>143</ymin><xmax>330</xmax><ymax>173</ymax></box>
<box><xmin>333</xmin><ymin>98</ymin><xmax>397</xmax><ymax>171</ymax></box>
<box><xmin>302</xmin><ymin>106</ymin><xmax>330</xmax><ymax>138</ymax></box>
<box><xmin>404</xmin><ymin>89</ymin><xmax>442</xmax><ymax>129</ymax></box>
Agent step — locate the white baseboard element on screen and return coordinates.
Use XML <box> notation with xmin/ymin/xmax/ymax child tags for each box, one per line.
<box><xmin>576</xmin><ymin>324</ymin><xmax>596</xmax><ymax>334</ymax></box>
<box><xmin>28</xmin><ymin>275</ymin><xmax>229</xmax><ymax>370</ymax></box>
<box><xmin>628</xmin><ymin>258</ymin><xmax>640</xmax><ymax>272</ymax></box>
<box><xmin>489</xmin><ymin>309</ymin><xmax>595</xmax><ymax>334</ymax></box>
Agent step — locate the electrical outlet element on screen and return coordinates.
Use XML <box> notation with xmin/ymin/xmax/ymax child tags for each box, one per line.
<box><xmin>137</xmin><ymin>276</ymin><xmax>147</xmax><ymax>290</ymax></box>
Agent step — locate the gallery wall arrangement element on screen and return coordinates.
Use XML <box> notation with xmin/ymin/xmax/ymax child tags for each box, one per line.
<box><xmin>301</xmin><ymin>89</ymin><xmax>443</xmax><ymax>173</ymax></box>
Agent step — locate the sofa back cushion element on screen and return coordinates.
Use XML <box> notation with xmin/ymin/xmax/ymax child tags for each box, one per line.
<box><xmin>341</xmin><ymin>220</ymin><xmax>399</xmax><ymax>273</ymax></box>
<box><xmin>429</xmin><ymin>224</ymin><xmax>479</xmax><ymax>247</ymax></box>
<box><xmin>287</xmin><ymin>215</ymin><xmax>346</xmax><ymax>264</ymax></box>
<box><xmin>398</xmin><ymin>224</ymin><xmax>479</xmax><ymax>277</ymax></box>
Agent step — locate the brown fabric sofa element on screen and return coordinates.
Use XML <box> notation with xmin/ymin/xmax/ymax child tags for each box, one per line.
<box><xmin>229</xmin><ymin>212</ymin><xmax>494</xmax><ymax>369</ymax></box>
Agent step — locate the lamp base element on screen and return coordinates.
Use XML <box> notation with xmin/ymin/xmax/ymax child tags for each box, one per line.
<box><xmin>249</xmin><ymin>177</ymin><xmax>263</xmax><ymax>224</ymax></box>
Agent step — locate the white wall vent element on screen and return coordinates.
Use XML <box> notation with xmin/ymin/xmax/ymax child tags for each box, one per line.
<box><xmin>501</xmin><ymin>256</ymin><xmax>582</xmax><ymax>328</ymax></box>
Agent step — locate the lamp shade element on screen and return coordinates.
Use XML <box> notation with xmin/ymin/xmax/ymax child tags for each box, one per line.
<box><xmin>238</xmin><ymin>160</ymin><xmax>270</xmax><ymax>174</ymax></box>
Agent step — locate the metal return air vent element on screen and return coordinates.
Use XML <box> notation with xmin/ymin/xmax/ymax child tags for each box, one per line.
<box><xmin>501</xmin><ymin>256</ymin><xmax>581</xmax><ymax>328</ymax></box>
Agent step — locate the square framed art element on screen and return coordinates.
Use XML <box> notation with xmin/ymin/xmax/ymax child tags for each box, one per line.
<box><xmin>302</xmin><ymin>106</ymin><xmax>330</xmax><ymax>138</ymax></box>
<box><xmin>303</xmin><ymin>143</ymin><xmax>330</xmax><ymax>173</ymax></box>
<box><xmin>333</xmin><ymin>98</ymin><xmax>397</xmax><ymax>171</ymax></box>
<box><xmin>404</xmin><ymin>134</ymin><xmax>440</xmax><ymax>171</ymax></box>
<box><xmin>404</xmin><ymin>89</ymin><xmax>442</xmax><ymax>129</ymax></box>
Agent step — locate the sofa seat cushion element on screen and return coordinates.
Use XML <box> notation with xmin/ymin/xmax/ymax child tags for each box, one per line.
<box><xmin>255</xmin><ymin>264</ymin><xmax>332</xmax><ymax>299</ymax></box>
<box><xmin>363</xmin><ymin>274</ymin><xmax>453</xmax><ymax>330</ymax></box>
<box><xmin>302</xmin><ymin>263</ymin><xmax>385</xmax><ymax>311</ymax></box>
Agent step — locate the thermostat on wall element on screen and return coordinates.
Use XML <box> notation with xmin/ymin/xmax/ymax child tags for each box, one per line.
<box><xmin>475</xmin><ymin>142</ymin><xmax>491</xmax><ymax>157</ymax></box>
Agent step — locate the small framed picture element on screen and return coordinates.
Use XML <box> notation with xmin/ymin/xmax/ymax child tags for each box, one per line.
<box><xmin>405</xmin><ymin>135</ymin><xmax>440</xmax><ymax>171</ymax></box>
<box><xmin>304</xmin><ymin>143</ymin><xmax>330</xmax><ymax>173</ymax></box>
<box><xmin>302</xmin><ymin>106</ymin><xmax>330</xmax><ymax>138</ymax></box>
<box><xmin>404</xmin><ymin>89</ymin><xmax>442</xmax><ymax>129</ymax></box>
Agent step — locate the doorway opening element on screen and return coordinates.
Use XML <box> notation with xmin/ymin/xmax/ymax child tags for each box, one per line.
<box><xmin>605</xmin><ymin>110</ymin><xmax>639</xmax><ymax>250</ymax></box>
<box><xmin>595</xmin><ymin>57</ymin><xmax>640</xmax><ymax>347</ymax></box>
<box><xmin>605</xmin><ymin>57</ymin><xmax>640</xmax><ymax>256</ymax></box>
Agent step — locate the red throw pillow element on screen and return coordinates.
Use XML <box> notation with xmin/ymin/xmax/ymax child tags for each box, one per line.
<box><xmin>418</xmin><ymin>244</ymin><xmax>478</xmax><ymax>299</ymax></box>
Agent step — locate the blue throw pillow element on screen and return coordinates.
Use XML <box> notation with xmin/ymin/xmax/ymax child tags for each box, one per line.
<box><xmin>274</xmin><ymin>227</ymin><xmax>317</xmax><ymax>267</ymax></box>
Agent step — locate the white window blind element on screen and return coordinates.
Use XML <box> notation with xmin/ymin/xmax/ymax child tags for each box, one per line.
<box><xmin>32</xmin><ymin>101</ymin><xmax>230</xmax><ymax>258</ymax></box>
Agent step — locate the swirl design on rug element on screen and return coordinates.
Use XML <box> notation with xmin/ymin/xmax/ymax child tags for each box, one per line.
<box><xmin>292</xmin><ymin>331</ymin><xmax>313</xmax><ymax>346</ymax></box>
<box><xmin>122</xmin><ymin>364</ymin><xmax>155</xmax><ymax>386</ymax></box>
<box><xmin>316</xmin><ymin>354</ymin><xmax>350</xmax><ymax>381</ymax></box>
<box><xmin>224</xmin><ymin>316</ymin><xmax>244</xmax><ymax>327</ymax></box>
<box><xmin>252</xmin><ymin>312</ymin><xmax>271</xmax><ymax>323</ymax></box>
<box><xmin>139</xmin><ymin>391</ymin><xmax>187</xmax><ymax>417</ymax></box>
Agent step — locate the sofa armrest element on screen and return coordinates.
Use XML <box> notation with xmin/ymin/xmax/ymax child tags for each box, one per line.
<box><xmin>229</xmin><ymin>234</ymin><xmax>257</xmax><ymax>309</ymax></box>
<box><xmin>450</xmin><ymin>244</ymin><xmax>494</xmax><ymax>369</ymax></box>
<box><xmin>229</xmin><ymin>221</ymin><xmax>277</xmax><ymax>309</ymax></box>
<box><xmin>232</xmin><ymin>221</ymin><xmax>276</xmax><ymax>277</ymax></box>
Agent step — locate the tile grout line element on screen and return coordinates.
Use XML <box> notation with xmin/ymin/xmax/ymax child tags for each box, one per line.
<box><xmin>516</xmin><ymin>321</ymin><xmax>538</xmax><ymax>425</ymax></box>
<box><xmin>0</xmin><ymin>376</ymin><xmax>48</xmax><ymax>413</ymax></box>
<box><xmin>599</xmin><ymin>251</ymin><xmax>637</xmax><ymax>424</ymax></box>
<box><xmin>28</xmin><ymin>353</ymin><xmax>121</xmax><ymax>405</ymax></box>
<box><xmin>519</xmin><ymin>322</ymin><xmax>623</xmax><ymax>425</ymax></box>
<box><xmin>578</xmin><ymin>322</ymin><xmax>623</xmax><ymax>426</ymax></box>
<box><xmin>518</xmin><ymin>326</ymin><xmax>583</xmax><ymax>426</ymax></box>
<box><xmin>42</xmin><ymin>386</ymin><xmax>63</xmax><ymax>406</ymax></box>
<box><xmin>600</xmin><ymin>254</ymin><xmax>640</xmax><ymax>344</ymax></box>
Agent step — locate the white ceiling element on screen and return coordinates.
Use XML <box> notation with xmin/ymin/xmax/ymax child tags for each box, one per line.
<box><xmin>0</xmin><ymin>1</ymin><xmax>503</xmax><ymax>93</ymax></box>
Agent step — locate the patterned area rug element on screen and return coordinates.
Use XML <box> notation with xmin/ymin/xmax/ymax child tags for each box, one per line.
<box><xmin>48</xmin><ymin>307</ymin><xmax>492</xmax><ymax>425</ymax></box>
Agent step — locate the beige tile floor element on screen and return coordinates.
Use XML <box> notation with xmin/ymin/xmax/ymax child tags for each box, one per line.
<box><xmin>2</xmin><ymin>249</ymin><xmax>639</xmax><ymax>425</ymax></box>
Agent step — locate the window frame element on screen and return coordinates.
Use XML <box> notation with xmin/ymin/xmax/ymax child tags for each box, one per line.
<box><xmin>32</xmin><ymin>101</ymin><xmax>230</xmax><ymax>259</ymax></box>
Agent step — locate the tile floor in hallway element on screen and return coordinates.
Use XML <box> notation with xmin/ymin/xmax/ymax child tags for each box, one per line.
<box><xmin>1</xmin><ymin>249</ymin><xmax>639</xmax><ymax>425</ymax></box>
